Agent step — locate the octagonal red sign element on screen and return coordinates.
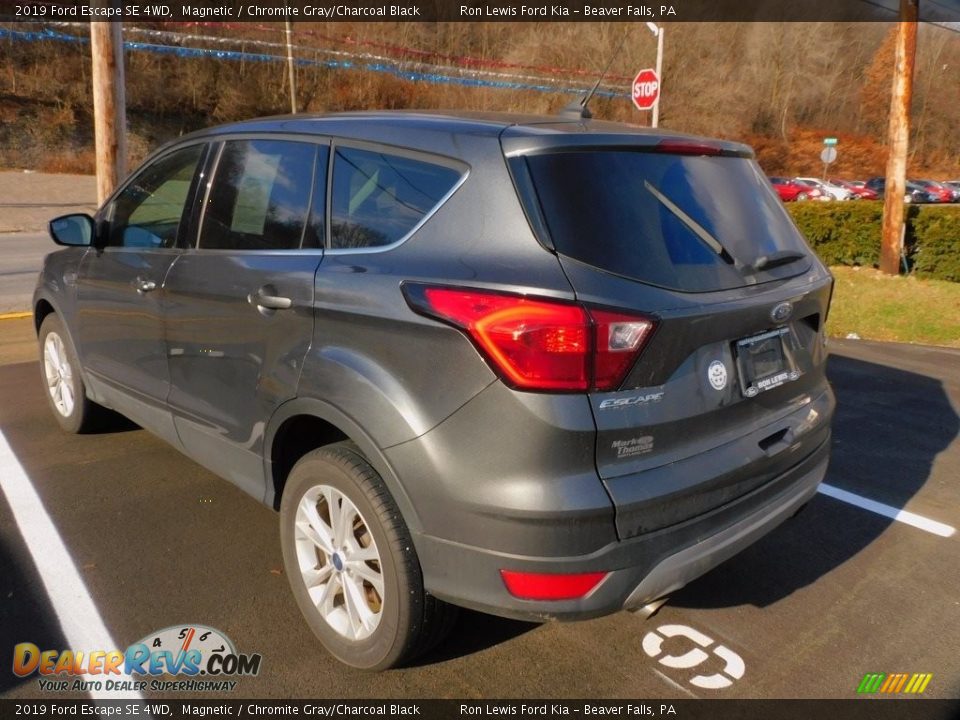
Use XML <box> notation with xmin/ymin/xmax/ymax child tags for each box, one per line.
<box><xmin>632</xmin><ymin>69</ymin><xmax>660</xmax><ymax>111</ymax></box>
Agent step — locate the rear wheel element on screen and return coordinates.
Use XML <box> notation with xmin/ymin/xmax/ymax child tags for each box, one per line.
<box><xmin>797</xmin><ymin>192</ymin><xmax>809</xmax><ymax>201</ymax></box>
<box><xmin>279</xmin><ymin>442</ymin><xmax>456</xmax><ymax>669</ymax></box>
<box><xmin>38</xmin><ymin>314</ymin><xmax>106</xmax><ymax>433</ymax></box>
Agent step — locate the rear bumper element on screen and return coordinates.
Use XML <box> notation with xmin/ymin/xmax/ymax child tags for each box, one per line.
<box><xmin>414</xmin><ymin>434</ymin><xmax>830</xmax><ymax>621</ymax></box>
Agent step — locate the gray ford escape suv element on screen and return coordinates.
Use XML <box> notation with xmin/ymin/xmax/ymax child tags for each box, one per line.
<box><xmin>35</xmin><ymin>111</ymin><xmax>834</xmax><ymax>670</ymax></box>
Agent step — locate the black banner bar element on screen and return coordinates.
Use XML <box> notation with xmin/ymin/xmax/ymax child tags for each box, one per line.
<box><xmin>2</xmin><ymin>0</ymin><xmax>960</xmax><ymax>23</ymax></box>
<box><xmin>2</xmin><ymin>700</ymin><xmax>960</xmax><ymax>720</ymax></box>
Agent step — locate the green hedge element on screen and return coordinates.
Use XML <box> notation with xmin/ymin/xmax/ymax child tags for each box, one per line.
<box><xmin>909</xmin><ymin>206</ymin><xmax>960</xmax><ymax>282</ymax></box>
<box><xmin>785</xmin><ymin>201</ymin><xmax>960</xmax><ymax>282</ymax></box>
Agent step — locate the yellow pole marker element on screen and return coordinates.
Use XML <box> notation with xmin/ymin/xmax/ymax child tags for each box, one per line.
<box><xmin>0</xmin><ymin>312</ymin><xmax>32</xmax><ymax>321</ymax></box>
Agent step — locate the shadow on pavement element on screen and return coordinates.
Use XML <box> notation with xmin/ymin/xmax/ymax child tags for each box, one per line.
<box><xmin>411</xmin><ymin>609</ymin><xmax>537</xmax><ymax>667</ymax></box>
<box><xmin>670</xmin><ymin>348</ymin><xmax>959</xmax><ymax>609</ymax></box>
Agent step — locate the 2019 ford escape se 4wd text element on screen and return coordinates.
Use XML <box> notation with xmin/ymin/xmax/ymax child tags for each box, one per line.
<box><xmin>35</xmin><ymin>111</ymin><xmax>835</xmax><ymax>670</ymax></box>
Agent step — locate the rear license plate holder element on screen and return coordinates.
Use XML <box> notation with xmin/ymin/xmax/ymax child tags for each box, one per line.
<box><xmin>735</xmin><ymin>328</ymin><xmax>798</xmax><ymax>397</ymax></box>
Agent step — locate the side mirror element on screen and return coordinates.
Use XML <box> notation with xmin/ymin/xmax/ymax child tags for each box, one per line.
<box><xmin>49</xmin><ymin>214</ymin><xmax>95</xmax><ymax>247</ymax></box>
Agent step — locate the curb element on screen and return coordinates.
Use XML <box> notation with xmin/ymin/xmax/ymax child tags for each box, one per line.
<box><xmin>0</xmin><ymin>311</ymin><xmax>32</xmax><ymax>321</ymax></box>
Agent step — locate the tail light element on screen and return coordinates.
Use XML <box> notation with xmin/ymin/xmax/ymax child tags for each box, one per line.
<box><xmin>404</xmin><ymin>285</ymin><xmax>655</xmax><ymax>392</ymax></box>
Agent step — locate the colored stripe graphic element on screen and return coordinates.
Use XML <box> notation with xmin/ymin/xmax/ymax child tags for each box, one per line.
<box><xmin>857</xmin><ymin>672</ymin><xmax>932</xmax><ymax>694</ymax></box>
<box><xmin>905</xmin><ymin>673</ymin><xmax>933</xmax><ymax>694</ymax></box>
<box><xmin>857</xmin><ymin>673</ymin><xmax>884</xmax><ymax>693</ymax></box>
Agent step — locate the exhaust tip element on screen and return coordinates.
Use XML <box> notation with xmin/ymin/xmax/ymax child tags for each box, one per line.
<box><xmin>628</xmin><ymin>596</ymin><xmax>669</xmax><ymax>620</ymax></box>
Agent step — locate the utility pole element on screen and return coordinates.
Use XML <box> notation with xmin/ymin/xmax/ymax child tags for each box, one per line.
<box><xmin>880</xmin><ymin>0</ymin><xmax>919</xmax><ymax>275</ymax></box>
<box><xmin>285</xmin><ymin>19</ymin><xmax>298</xmax><ymax>114</ymax></box>
<box><xmin>90</xmin><ymin>19</ymin><xmax>126</xmax><ymax>204</ymax></box>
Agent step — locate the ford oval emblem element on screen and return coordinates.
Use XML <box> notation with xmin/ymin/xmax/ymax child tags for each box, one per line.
<box><xmin>771</xmin><ymin>302</ymin><xmax>793</xmax><ymax>323</ymax></box>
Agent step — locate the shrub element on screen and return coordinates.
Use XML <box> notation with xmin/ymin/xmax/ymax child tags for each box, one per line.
<box><xmin>786</xmin><ymin>201</ymin><xmax>883</xmax><ymax>266</ymax></box>
<box><xmin>909</xmin><ymin>205</ymin><xmax>960</xmax><ymax>282</ymax></box>
<box><xmin>785</xmin><ymin>201</ymin><xmax>960</xmax><ymax>283</ymax></box>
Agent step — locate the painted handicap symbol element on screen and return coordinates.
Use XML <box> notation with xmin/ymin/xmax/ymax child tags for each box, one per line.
<box><xmin>642</xmin><ymin>624</ymin><xmax>745</xmax><ymax>689</ymax></box>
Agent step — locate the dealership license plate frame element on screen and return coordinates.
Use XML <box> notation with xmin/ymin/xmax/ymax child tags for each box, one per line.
<box><xmin>734</xmin><ymin>327</ymin><xmax>798</xmax><ymax>398</ymax></box>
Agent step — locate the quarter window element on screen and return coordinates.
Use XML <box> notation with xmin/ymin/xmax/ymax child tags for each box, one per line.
<box><xmin>201</xmin><ymin>140</ymin><xmax>318</xmax><ymax>251</ymax></box>
<box><xmin>106</xmin><ymin>144</ymin><xmax>205</xmax><ymax>249</ymax></box>
<box><xmin>330</xmin><ymin>147</ymin><xmax>461</xmax><ymax>250</ymax></box>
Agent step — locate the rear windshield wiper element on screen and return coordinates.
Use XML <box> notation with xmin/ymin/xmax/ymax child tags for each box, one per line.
<box><xmin>643</xmin><ymin>180</ymin><xmax>737</xmax><ymax>265</ymax></box>
<box><xmin>743</xmin><ymin>250</ymin><xmax>807</xmax><ymax>274</ymax></box>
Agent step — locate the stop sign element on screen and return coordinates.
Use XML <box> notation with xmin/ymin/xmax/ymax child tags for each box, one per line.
<box><xmin>632</xmin><ymin>68</ymin><xmax>660</xmax><ymax>111</ymax></box>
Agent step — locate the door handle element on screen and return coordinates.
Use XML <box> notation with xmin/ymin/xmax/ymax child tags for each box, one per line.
<box><xmin>135</xmin><ymin>277</ymin><xmax>156</xmax><ymax>294</ymax></box>
<box><xmin>248</xmin><ymin>289</ymin><xmax>292</xmax><ymax>310</ymax></box>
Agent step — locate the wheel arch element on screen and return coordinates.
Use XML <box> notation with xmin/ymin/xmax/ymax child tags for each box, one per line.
<box><xmin>34</xmin><ymin>297</ymin><xmax>56</xmax><ymax>335</ymax></box>
<box><xmin>264</xmin><ymin>397</ymin><xmax>424</xmax><ymax>536</ymax></box>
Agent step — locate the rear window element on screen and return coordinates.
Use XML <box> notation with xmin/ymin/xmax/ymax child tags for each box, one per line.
<box><xmin>524</xmin><ymin>150</ymin><xmax>812</xmax><ymax>292</ymax></box>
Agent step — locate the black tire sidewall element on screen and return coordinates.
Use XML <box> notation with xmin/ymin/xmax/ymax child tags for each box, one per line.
<box><xmin>279</xmin><ymin>447</ymin><xmax>417</xmax><ymax>670</ymax></box>
<box><xmin>38</xmin><ymin>315</ymin><xmax>86</xmax><ymax>434</ymax></box>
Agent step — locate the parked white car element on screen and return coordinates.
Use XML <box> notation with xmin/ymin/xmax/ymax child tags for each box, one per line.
<box><xmin>794</xmin><ymin>178</ymin><xmax>855</xmax><ymax>201</ymax></box>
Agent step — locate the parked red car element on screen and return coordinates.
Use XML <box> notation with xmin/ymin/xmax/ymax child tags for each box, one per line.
<box><xmin>830</xmin><ymin>179</ymin><xmax>879</xmax><ymax>200</ymax></box>
<box><xmin>769</xmin><ymin>177</ymin><xmax>821</xmax><ymax>201</ymax></box>
<box><xmin>913</xmin><ymin>180</ymin><xmax>957</xmax><ymax>203</ymax></box>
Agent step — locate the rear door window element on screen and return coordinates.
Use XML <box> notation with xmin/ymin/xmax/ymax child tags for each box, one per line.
<box><xmin>200</xmin><ymin>139</ymin><xmax>319</xmax><ymax>251</ymax></box>
<box><xmin>329</xmin><ymin>146</ymin><xmax>461</xmax><ymax>250</ymax></box>
<box><xmin>524</xmin><ymin>150</ymin><xmax>812</xmax><ymax>292</ymax></box>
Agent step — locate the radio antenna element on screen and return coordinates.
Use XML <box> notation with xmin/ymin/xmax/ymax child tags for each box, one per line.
<box><xmin>560</xmin><ymin>30</ymin><xmax>630</xmax><ymax>120</ymax></box>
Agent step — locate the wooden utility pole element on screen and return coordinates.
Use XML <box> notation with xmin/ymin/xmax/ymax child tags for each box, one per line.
<box><xmin>880</xmin><ymin>0</ymin><xmax>919</xmax><ymax>275</ymax></box>
<box><xmin>284</xmin><ymin>20</ymin><xmax>298</xmax><ymax>114</ymax></box>
<box><xmin>90</xmin><ymin>20</ymin><xmax>126</xmax><ymax>204</ymax></box>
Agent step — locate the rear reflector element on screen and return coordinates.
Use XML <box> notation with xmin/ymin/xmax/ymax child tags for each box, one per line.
<box><xmin>500</xmin><ymin>570</ymin><xmax>608</xmax><ymax>601</ymax></box>
<box><xmin>406</xmin><ymin>286</ymin><xmax>655</xmax><ymax>392</ymax></box>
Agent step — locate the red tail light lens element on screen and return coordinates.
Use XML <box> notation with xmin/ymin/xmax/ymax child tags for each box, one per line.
<box><xmin>420</xmin><ymin>288</ymin><xmax>589</xmax><ymax>390</ymax></box>
<box><xmin>500</xmin><ymin>570</ymin><xmax>608</xmax><ymax>601</ymax></box>
<box><xmin>409</xmin><ymin>286</ymin><xmax>654</xmax><ymax>392</ymax></box>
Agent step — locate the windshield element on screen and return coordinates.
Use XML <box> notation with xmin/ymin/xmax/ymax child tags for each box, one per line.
<box><xmin>523</xmin><ymin>149</ymin><xmax>812</xmax><ymax>292</ymax></box>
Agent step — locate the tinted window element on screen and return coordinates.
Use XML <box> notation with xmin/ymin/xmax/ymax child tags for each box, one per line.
<box><xmin>201</xmin><ymin>140</ymin><xmax>317</xmax><ymax>251</ymax></box>
<box><xmin>525</xmin><ymin>150</ymin><xmax>812</xmax><ymax>292</ymax></box>
<box><xmin>330</xmin><ymin>147</ymin><xmax>461</xmax><ymax>250</ymax></box>
<box><xmin>107</xmin><ymin>144</ymin><xmax>204</xmax><ymax>249</ymax></box>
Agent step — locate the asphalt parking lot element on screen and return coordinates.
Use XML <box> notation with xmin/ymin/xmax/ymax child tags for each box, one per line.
<box><xmin>0</xmin><ymin>316</ymin><xmax>957</xmax><ymax>702</ymax></box>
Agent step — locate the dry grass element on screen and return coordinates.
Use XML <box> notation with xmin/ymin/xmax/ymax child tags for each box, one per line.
<box><xmin>827</xmin><ymin>266</ymin><xmax>960</xmax><ymax>348</ymax></box>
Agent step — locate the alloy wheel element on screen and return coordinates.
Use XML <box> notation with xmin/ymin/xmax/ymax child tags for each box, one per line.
<box><xmin>293</xmin><ymin>484</ymin><xmax>384</xmax><ymax>641</ymax></box>
<box><xmin>43</xmin><ymin>332</ymin><xmax>75</xmax><ymax>417</ymax></box>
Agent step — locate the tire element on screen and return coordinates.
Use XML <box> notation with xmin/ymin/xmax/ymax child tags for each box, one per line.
<box><xmin>279</xmin><ymin>442</ymin><xmax>457</xmax><ymax>670</ymax></box>
<box><xmin>797</xmin><ymin>193</ymin><xmax>809</xmax><ymax>201</ymax></box>
<box><xmin>38</xmin><ymin>314</ymin><xmax>106</xmax><ymax>433</ymax></box>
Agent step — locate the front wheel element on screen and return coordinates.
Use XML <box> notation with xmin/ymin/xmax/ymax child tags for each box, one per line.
<box><xmin>279</xmin><ymin>442</ymin><xmax>456</xmax><ymax>669</ymax></box>
<box><xmin>38</xmin><ymin>314</ymin><xmax>106</xmax><ymax>433</ymax></box>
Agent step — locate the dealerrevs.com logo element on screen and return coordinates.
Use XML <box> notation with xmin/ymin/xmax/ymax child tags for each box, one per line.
<box><xmin>13</xmin><ymin>625</ymin><xmax>262</xmax><ymax>693</ymax></box>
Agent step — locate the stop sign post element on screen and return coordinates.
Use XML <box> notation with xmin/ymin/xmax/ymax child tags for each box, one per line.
<box><xmin>820</xmin><ymin>139</ymin><xmax>838</xmax><ymax>181</ymax></box>
<box><xmin>632</xmin><ymin>68</ymin><xmax>660</xmax><ymax>113</ymax></box>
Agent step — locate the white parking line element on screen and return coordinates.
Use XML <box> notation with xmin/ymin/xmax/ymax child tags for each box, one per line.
<box><xmin>818</xmin><ymin>483</ymin><xmax>956</xmax><ymax>538</ymax></box>
<box><xmin>0</xmin><ymin>429</ymin><xmax>144</xmax><ymax>701</ymax></box>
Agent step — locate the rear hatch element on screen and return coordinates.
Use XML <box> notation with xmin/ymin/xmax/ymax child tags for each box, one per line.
<box><xmin>504</xmin><ymin>130</ymin><xmax>834</xmax><ymax>539</ymax></box>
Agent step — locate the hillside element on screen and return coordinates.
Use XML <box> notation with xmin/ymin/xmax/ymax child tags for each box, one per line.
<box><xmin>1</xmin><ymin>20</ymin><xmax>959</xmax><ymax>178</ymax></box>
